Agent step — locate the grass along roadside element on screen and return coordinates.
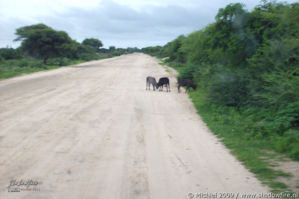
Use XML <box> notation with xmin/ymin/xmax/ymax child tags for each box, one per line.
<box><xmin>162</xmin><ymin>61</ymin><xmax>299</xmax><ymax>194</ymax></box>
<box><xmin>0</xmin><ymin>58</ymin><xmax>86</xmax><ymax>79</ymax></box>
<box><xmin>189</xmin><ymin>90</ymin><xmax>294</xmax><ymax>193</ymax></box>
<box><xmin>0</xmin><ymin>53</ymin><xmax>118</xmax><ymax>79</ymax></box>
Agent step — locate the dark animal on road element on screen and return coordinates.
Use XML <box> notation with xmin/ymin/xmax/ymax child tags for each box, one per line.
<box><xmin>146</xmin><ymin>76</ymin><xmax>157</xmax><ymax>91</ymax></box>
<box><xmin>178</xmin><ymin>78</ymin><xmax>197</xmax><ymax>93</ymax></box>
<box><xmin>156</xmin><ymin>77</ymin><xmax>170</xmax><ymax>92</ymax></box>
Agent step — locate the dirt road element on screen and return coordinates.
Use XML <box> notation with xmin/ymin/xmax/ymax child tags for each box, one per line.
<box><xmin>0</xmin><ymin>53</ymin><xmax>268</xmax><ymax>199</ymax></box>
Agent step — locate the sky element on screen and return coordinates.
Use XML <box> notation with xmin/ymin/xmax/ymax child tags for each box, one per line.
<box><xmin>0</xmin><ymin>0</ymin><xmax>297</xmax><ymax>48</ymax></box>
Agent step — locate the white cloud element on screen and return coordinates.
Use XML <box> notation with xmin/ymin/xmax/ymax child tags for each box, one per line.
<box><xmin>0</xmin><ymin>0</ymin><xmax>298</xmax><ymax>48</ymax></box>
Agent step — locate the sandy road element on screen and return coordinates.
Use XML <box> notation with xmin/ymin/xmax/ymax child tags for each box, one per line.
<box><xmin>0</xmin><ymin>53</ymin><xmax>268</xmax><ymax>199</ymax></box>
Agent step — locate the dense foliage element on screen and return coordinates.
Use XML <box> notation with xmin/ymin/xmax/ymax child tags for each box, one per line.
<box><xmin>0</xmin><ymin>48</ymin><xmax>22</xmax><ymax>60</ymax></box>
<box><xmin>15</xmin><ymin>24</ymin><xmax>77</xmax><ymax>64</ymax></box>
<box><xmin>82</xmin><ymin>38</ymin><xmax>103</xmax><ymax>51</ymax></box>
<box><xmin>143</xmin><ymin>1</ymin><xmax>299</xmax><ymax>160</ymax></box>
<box><xmin>1</xmin><ymin>24</ymin><xmax>141</xmax><ymax>78</ymax></box>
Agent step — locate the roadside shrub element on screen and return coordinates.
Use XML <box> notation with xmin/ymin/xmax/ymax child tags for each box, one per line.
<box><xmin>47</xmin><ymin>57</ymin><xmax>72</xmax><ymax>66</ymax></box>
<box><xmin>0</xmin><ymin>48</ymin><xmax>22</xmax><ymax>60</ymax></box>
<box><xmin>271</xmin><ymin>130</ymin><xmax>299</xmax><ymax>160</ymax></box>
<box><xmin>177</xmin><ymin>64</ymin><xmax>198</xmax><ymax>80</ymax></box>
<box><xmin>207</xmin><ymin>71</ymin><xmax>249</xmax><ymax>107</ymax></box>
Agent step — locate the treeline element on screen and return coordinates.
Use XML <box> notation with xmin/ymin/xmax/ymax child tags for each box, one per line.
<box><xmin>143</xmin><ymin>1</ymin><xmax>299</xmax><ymax>160</ymax></box>
<box><xmin>0</xmin><ymin>24</ymin><xmax>141</xmax><ymax>78</ymax></box>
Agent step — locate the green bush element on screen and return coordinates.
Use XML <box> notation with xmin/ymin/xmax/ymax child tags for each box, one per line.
<box><xmin>47</xmin><ymin>57</ymin><xmax>72</xmax><ymax>66</ymax></box>
<box><xmin>207</xmin><ymin>71</ymin><xmax>249</xmax><ymax>107</ymax></box>
<box><xmin>147</xmin><ymin>1</ymin><xmax>299</xmax><ymax>161</ymax></box>
<box><xmin>0</xmin><ymin>48</ymin><xmax>22</xmax><ymax>60</ymax></box>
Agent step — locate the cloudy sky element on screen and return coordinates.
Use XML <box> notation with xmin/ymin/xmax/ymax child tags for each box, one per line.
<box><xmin>0</xmin><ymin>0</ymin><xmax>297</xmax><ymax>48</ymax></box>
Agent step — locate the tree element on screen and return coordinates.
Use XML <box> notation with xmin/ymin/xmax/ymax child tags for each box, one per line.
<box><xmin>15</xmin><ymin>24</ymin><xmax>77</xmax><ymax>64</ymax></box>
<box><xmin>141</xmin><ymin>46</ymin><xmax>162</xmax><ymax>57</ymax></box>
<box><xmin>109</xmin><ymin>46</ymin><xmax>116</xmax><ymax>52</ymax></box>
<box><xmin>82</xmin><ymin>38</ymin><xmax>103</xmax><ymax>52</ymax></box>
<box><xmin>14</xmin><ymin>23</ymin><xmax>49</xmax><ymax>41</ymax></box>
<box><xmin>76</xmin><ymin>43</ymin><xmax>98</xmax><ymax>60</ymax></box>
<box><xmin>215</xmin><ymin>3</ymin><xmax>246</xmax><ymax>22</ymax></box>
<box><xmin>127</xmin><ymin>47</ymin><xmax>140</xmax><ymax>53</ymax></box>
<box><xmin>163</xmin><ymin>35</ymin><xmax>186</xmax><ymax>63</ymax></box>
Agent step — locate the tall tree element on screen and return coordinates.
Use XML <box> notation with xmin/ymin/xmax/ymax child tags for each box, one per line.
<box><xmin>15</xmin><ymin>24</ymin><xmax>77</xmax><ymax>64</ymax></box>
<box><xmin>82</xmin><ymin>38</ymin><xmax>103</xmax><ymax>52</ymax></box>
